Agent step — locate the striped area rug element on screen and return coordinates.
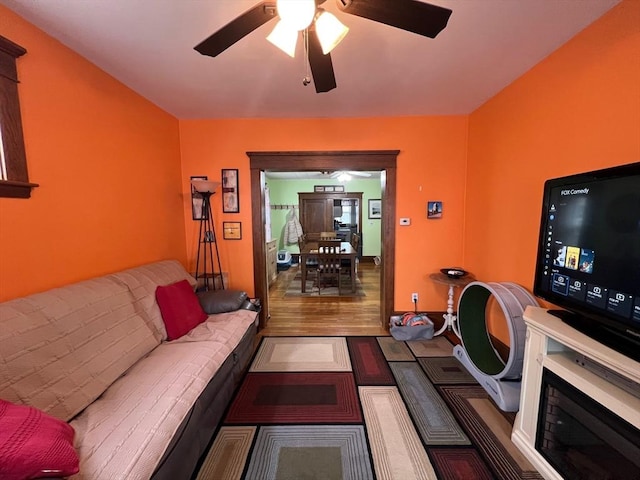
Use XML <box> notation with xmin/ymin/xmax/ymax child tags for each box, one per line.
<box><xmin>390</xmin><ymin>362</ymin><xmax>470</xmax><ymax>445</ymax></box>
<box><xmin>245</xmin><ymin>425</ymin><xmax>373</xmax><ymax>479</ymax></box>
<box><xmin>438</xmin><ymin>385</ymin><xmax>543</xmax><ymax>480</ymax></box>
<box><xmin>195</xmin><ymin>335</ymin><xmax>543</xmax><ymax>480</ymax></box>
<box><xmin>418</xmin><ymin>356</ymin><xmax>477</xmax><ymax>384</ymax></box>
<box><xmin>347</xmin><ymin>336</ymin><xmax>395</xmax><ymax>385</ymax></box>
<box><xmin>359</xmin><ymin>385</ymin><xmax>438</xmax><ymax>479</ymax></box>
<box><xmin>250</xmin><ymin>336</ymin><xmax>351</xmax><ymax>372</ymax></box>
<box><xmin>225</xmin><ymin>372</ymin><xmax>362</xmax><ymax>424</ymax></box>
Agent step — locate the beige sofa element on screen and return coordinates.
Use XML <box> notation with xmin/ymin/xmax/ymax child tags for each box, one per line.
<box><xmin>0</xmin><ymin>260</ymin><xmax>259</xmax><ymax>479</ymax></box>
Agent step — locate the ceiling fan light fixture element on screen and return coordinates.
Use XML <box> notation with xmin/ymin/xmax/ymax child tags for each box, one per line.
<box><xmin>314</xmin><ymin>10</ymin><xmax>349</xmax><ymax>54</ymax></box>
<box><xmin>267</xmin><ymin>20</ymin><xmax>298</xmax><ymax>57</ymax></box>
<box><xmin>276</xmin><ymin>0</ymin><xmax>316</xmax><ymax>31</ymax></box>
<box><xmin>337</xmin><ymin>172</ymin><xmax>352</xmax><ymax>182</ymax></box>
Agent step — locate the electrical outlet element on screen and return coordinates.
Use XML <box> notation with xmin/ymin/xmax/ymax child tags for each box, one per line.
<box><xmin>411</xmin><ymin>292</ymin><xmax>418</xmax><ymax>303</ymax></box>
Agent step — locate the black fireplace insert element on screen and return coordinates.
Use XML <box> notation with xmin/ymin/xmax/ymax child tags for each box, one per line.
<box><xmin>535</xmin><ymin>369</ymin><xmax>640</xmax><ymax>479</ymax></box>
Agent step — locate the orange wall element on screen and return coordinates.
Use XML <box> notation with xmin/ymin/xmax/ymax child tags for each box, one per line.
<box><xmin>3</xmin><ymin>1</ymin><xmax>636</xmax><ymax>319</ymax></box>
<box><xmin>179</xmin><ymin>116</ymin><xmax>468</xmax><ymax>309</ymax></box>
<box><xmin>465</xmin><ymin>0</ymin><xmax>640</xmax><ymax>342</ymax></box>
<box><xmin>0</xmin><ymin>6</ymin><xmax>187</xmax><ymax>301</ymax></box>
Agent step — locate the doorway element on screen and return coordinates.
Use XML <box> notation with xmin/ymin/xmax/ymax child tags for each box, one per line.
<box><xmin>249</xmin><ymin>150</ymin><xmax>398</xmax><ymax>330</ymax></box>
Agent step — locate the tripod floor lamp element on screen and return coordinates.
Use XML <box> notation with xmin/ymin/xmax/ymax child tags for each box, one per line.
<box><xmin>191</xmin><ymin>179</ymin><xmax>225</xmax><ymax>291</ymax></box>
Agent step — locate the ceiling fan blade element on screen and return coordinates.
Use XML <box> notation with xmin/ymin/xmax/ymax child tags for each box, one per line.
<box><xmin>307</xmin><ymin>29</ymin><xmax>337</xmax><ymax>93</ymax></box>
<box><xmin>195</xmin><ymin>2</ymin><xmax>277</xmax><ymax>57</ymax></box>
<box><xmin>337</xmin><ymin>0</ymin><xmax>452</xmax><ymax>38</ymax></box>
<box><xmin>331</xmin><ymin>171</ymin><xmax>373</xmax><ymax>178</ymax></box>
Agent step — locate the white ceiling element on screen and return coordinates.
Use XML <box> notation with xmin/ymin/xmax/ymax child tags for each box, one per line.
<box><xmin>1</xmin><ymin>0</ymin><xmax>620</xmax><ymax>119</ymax></box>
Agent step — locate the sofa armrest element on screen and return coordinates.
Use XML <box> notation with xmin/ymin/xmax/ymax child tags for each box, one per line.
<box><xmin>197</xmin><ymin>289</ymin><xmax>247</xmax><ymax>314</ymax></box>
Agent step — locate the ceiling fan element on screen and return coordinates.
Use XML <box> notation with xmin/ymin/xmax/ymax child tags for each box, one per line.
<box><xmin>194</xmin><ymin>0</ymin><xmax>452</xmax><ymax>93</ymax></box>
<box><xmin>328</xmin><ymin>171</ymin><xmax>372</xmax><ymax>180</ymax></box>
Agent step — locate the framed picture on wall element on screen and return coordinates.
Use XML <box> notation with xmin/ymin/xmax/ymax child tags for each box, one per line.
<box><xmin>223</xmin><ymin>221</ymin><xmax>242</xmax><ymax>240</ymax></box>
<box><xmin>190</xmin><ymin>175</ymin><xmax>208</xmax><ymax>220</ymax></box>
<box><xmin>314</xmin><ymin>185</ymin><xmax>345</xmax><ymax>192</ymax></box>
<box><xmin>427</xmin><ymin>201</ymin><xmax>443</xmax><ymax>219</ymax></box>
<box><xmin>368</xmin><ymin>199</ymin><xmax>382</xmax><ymax>219</ymax></box>
<box><xmin>222</xmin><ymin>169</ymin><xmax>239</xmax><ymax>213</ymax></box>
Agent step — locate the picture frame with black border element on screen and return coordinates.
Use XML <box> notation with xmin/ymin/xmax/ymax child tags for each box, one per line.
<box><xmin>368</xmin><ymin>199</ymin><xmax>382</xmax><ymax>219</ymax></box>
<box><xmin>314</xmin><ymin>185</ymin><xmax>344</xmax><ymax>192</ymax></box>
<box><xmin>223</xmin><ymin>221</ymin><xmax>242</xmax><ymax>240</ymax></box>
<box><xmin>222</xmin><ymin>169</ymin><xmax>239</xmax><ymax>213</ymax></box>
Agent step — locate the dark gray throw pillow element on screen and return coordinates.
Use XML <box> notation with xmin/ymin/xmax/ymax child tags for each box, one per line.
<box><xmin>197</xmin><ymin>289</ymin><xmax>248</xmax><ymax>314</ymax></box>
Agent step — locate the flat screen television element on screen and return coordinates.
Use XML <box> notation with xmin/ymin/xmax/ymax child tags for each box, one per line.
<box><xmin>533</xmin><ymin>162</ymin><xmax>640</xmax><ymax>363</ymax></box>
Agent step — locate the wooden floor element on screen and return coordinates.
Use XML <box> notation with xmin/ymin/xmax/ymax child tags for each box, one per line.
<box><xmin>260</xmin><ymin>261</ymin><xmax>460</xmax><ymax>345</ymax></box>
<box><xmin>261</xmin><ymin>261</ymin><xmax>390</xmax><ymax>336</ymax></box>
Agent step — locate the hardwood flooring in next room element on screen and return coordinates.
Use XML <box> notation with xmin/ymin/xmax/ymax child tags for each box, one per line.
<box><xmin>262</xmin><ymin>261</ymin><xmax>388</xmax><ymax>337</ymax></box>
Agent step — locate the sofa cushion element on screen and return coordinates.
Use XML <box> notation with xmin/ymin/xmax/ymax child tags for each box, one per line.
<box><xmin>0</xmin><ymin>399</ymin><xmax>79</xmax><ymax>480</ymax></box>
<box><xmin>110</xmin><ymin>260</ymin><xmax>198</xmax><ymax>341</ymax></box>
<box><xmin>156</xmin><ymin>280</ymin><xmax>207</xmax><ymax>340</ymax></box>
<box><xmin>69</xmin><ymin>310</ymin><xmax>258</xmax><ymax>480</ymax></box>
<box><xmin>0</xmin><ymin>277</ymin><xmax>159</xmax><ymax>421</ymax></box>
<box><xmin>197</xmin><ymin>289</ymin><xmax>248</xmax><ymax>314</ymax></box>
<box><xmin>172</xmin><ymin>309</ymin><xmax>259</xmax><ymax>343</ymax></box>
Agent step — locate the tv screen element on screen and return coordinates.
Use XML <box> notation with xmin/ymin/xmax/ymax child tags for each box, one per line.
<box><xmin>533</xmin><ymin>162</ymin><xmax>640</xmax><ymax>363</ymax></box>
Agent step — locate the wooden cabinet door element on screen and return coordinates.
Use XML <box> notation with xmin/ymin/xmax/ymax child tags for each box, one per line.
<box><xmin>266</xmin><ymin>240</ymin><xmax>278</xmax><ymax>286</ymax></box>
<box><xmin>299</xmin><ymin>195</ymin><xmax>333</xmax><ymax>233</ymax></box>
<box><xmin>299</xmin><ymin>192</ymin><xmax>364</xmax><ymax>236</ymax></box>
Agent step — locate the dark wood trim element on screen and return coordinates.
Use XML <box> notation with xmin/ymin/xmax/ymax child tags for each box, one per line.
<box><xmin>248</xmin><ymin>150</ymin><xmax>399</xmax><ymax>171</ymax></box>
<box><xmin>0</xmin><ymin>180</ymin><xmax>40</xmax><ymax>199</ymax></box>
<box><xmin>0</xmin><ymin>35</ymin><xmax>25</xmax><ymax>82</ymax></box>
<box><xmin>298</xmin><ymin>192</ymin><xmax>364</xmax><ymax>200</ymax></box>
<box><xmin>249</xmin><ymin>150</ymin><xmax>398</xmax><ymax>329</ymax></box>
<box><xmin>251</xmin><ymin>169</ymin><xmax>268</xmax><ymax>327</ymax></box>
<box><xmin>0</xmin><ymin>35</ymin><xmax>26</xmax><ymax>57</ymax></box>
<box><xmin>0</xmin><ymin>35</ymin><xmax>35</xmax><ymax>199</ymax></box>
<box><xmin>381</xmin><ymin>166</ymin><xmax>396</xmax><ymax>329</ymax></box>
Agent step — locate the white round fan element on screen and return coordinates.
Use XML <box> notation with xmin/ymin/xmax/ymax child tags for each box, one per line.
<box><xmin>328</xmin><ymin>171</ymin><xmax>372</xmax><ymax>181</ymax></box>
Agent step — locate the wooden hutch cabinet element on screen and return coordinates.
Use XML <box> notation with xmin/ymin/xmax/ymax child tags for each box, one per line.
<box><xmin>298</xmin><ymin>192</ymin><xmax>363</xmax><ymax>244</ymax></box>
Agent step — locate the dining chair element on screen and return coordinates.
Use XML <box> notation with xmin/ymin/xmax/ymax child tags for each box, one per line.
<box><xmin>342</xmin><ymin>233</ymin><xmax>360</xmax><ymax>276</ymax></box>
<box><xmin>319</xmin><ymin>231</ymin><xmax>338</xmax><ymax>240</ymax></box>
<box><xmin>316</xmin><ymin>242</ymin><xmax>343</xmax><ymax>295</ymax></box>
<box><xmin>350</xmin><ymin>233</ymin><xmax>360</xmax><ymax>252</ymax></box>
<box><xmin>351</xmin><ymin>233</ymin><xmax>360</xmax><ymax>275</ymax></box>
<box><xmin>299</xmin><ymin>233</ymin><xmax>318</xmax><ymax>280</ymax></box>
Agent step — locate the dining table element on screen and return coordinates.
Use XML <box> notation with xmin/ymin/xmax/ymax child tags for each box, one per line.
<box><xmin>299</xmin><ymin>241</ymin><xmax>357</xmax><ymax>293</ymax></box>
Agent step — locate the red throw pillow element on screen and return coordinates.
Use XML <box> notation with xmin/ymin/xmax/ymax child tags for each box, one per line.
<box><xmin>0</xmin><ymin>399</ymin><xmax>79</xmax><ymax>480</ymax></box>
<box><xmin>156</xmin><ymin>279</ymin><xmax>208</xmax><ymax>340</ymax></box>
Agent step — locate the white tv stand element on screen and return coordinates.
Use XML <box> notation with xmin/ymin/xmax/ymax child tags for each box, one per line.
<box><xmin>511</xmin><ymin>306</ymin><xmax>640</xmax><ymax>480</ymax></box>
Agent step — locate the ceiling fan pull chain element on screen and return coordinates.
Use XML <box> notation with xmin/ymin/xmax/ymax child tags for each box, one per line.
<box><xmin>302</xmin><ymin>29</ymin><xmax>311</xmax><ymax>86</ymax></box>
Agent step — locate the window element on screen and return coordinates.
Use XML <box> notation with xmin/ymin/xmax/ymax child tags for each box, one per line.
<box><xmin>0</xmin><ymin>34</ymin><xmax>37</xmax><ymax>198</ymax></box>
